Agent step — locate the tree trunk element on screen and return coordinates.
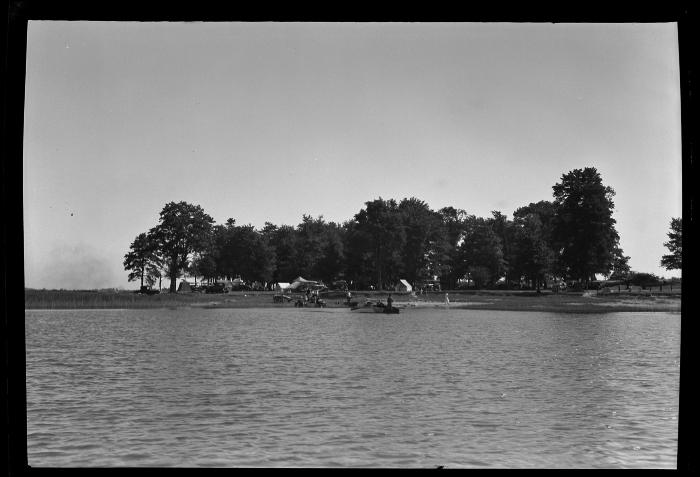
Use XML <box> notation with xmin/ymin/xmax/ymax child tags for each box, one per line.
<box><xmin>169</xmin><ymin>259</ymin><xmax>178</xmax><ymax>293</ymax></box>
<box><xmin>376</xmin><ymin>242</ymin><xmax>383</xmax><ymax>291</ymax></box>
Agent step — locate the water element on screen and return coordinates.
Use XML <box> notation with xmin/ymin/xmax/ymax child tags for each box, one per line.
<box><xmin>25</xmin><ymin>308</ymin><xmax>680</xmax><ymax>468</ymax></box>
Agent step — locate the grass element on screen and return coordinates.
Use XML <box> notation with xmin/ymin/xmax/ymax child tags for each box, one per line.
<box><xmin>24</xmin><ymin>288</ymin><xmax>681</xmax><ymax>313</ymax></box>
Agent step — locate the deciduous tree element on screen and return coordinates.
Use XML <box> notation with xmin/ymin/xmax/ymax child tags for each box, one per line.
<box><xmin>398</xmin><ymin>198</ymin><xmax>447</xmax><ymax>285</ymax></box>
<box><xmin>608</xmin><ymin>245</ymin><xmax>631</xmax><ymax>280</ymax></box>
<box><xmin>149</xmin><ymin>201</ymin><xmax>215</xmax><ymax>293</ymax></box>
<box><xmin>458</xmin><ymin>217</ymin><xmax>505</xmax><ymax>288</ymax></box>
<box><xmin>551</xmin><ymin>167</ymin><xmax>619</xmax><ymax>285</ymax></box>
<box><xmin>438</xmin><ymin>207</ymin><xmax>469</xmax><ymax>289</ymax></box>
<box><xmin>123</xmin><ymin>232</ymin><xmax>160</xmax><ymax>289</ymax></box>
<box><xmin>351</xmin><ymin>198</ymin><xmax>405</xmax><ymax>290</ymax></box>
<box><xmin>660</xmin><ymin>217</ymin><xmax>682</xmax><ymax>271</ymax></box>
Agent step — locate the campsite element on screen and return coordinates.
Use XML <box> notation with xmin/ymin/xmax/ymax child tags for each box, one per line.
<box><xmin>25</xmin><ymin>285</ymin><xmax>680</xmax><ymax>313</ymax></box>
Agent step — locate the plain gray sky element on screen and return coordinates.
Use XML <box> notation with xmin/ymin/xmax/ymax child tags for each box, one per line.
<box><xmin>23</xmin><ymin>21</ymin><xmax>682</xmax><ymax>289</ymax></box>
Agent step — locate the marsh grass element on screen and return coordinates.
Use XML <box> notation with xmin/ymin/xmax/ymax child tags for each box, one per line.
<box><xmin>24</xmin><ymin>289</ymin><xmax>219</xmax><ymax>309</ymax></box>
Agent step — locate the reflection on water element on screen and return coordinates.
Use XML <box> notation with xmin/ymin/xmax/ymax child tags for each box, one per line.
<box><xmin>25</xmin><ymin>308</ymin><xmax>679</xmax><ymax>468</ymax></box>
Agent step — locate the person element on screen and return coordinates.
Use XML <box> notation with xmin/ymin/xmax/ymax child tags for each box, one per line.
<box><xmin>387</xmin><ymin>293</ymin><xmax>393</xmax><ymax>309</ymax></box>
<box><xmin>346</xmin><ymin>290</ymin><xmax>352</xmax><ymax>304</ymax></box>
<box><xmin>444</xmin><ymin>292</ymin><xmax>450</xmax><ymax>306</ymax></box>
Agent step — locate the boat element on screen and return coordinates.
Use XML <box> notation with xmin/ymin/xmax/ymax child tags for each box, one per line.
<box><xmin>350</xmin><ymin>302</ymin><xmax>400</xmax><ymax>314</ymax></box>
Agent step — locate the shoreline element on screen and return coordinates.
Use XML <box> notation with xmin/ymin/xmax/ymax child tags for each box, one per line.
<box><xmin>24</xmin><ymin>289</ymin><xmax>681</xmax><ymax>314</ymax></box>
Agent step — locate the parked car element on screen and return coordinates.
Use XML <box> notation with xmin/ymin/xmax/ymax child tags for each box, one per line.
<box><xmin>205</xmin><ymin>283</ymin><xmax>226</xmax><ymax>294</ymax></box>
<box><xmin>139</xmin><ymin>286</ymin><xmax>159</xmax><ymax>295</ymax></box>
<box><xmin>231</xmin><ymin>280</ymin><xmax>250</xmax><ymax>291</ymax></box>
<box><xmin>329</xmin><ymin>280</ymin><xmax>348</xmax><ymax>291</ymax></box>
<box><xmin>417</xmin><ymin>280</ymin><xmax>442</xmax><ymax>292</ymax></box>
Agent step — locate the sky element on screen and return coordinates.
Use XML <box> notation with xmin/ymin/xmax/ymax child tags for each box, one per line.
<box><xmin>23</xmin><ymin>21</ymin><xmax>682</xmax><ymax>289</ymax></box>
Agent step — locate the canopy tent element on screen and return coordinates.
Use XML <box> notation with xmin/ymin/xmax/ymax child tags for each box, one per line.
<box><xmin>395</xmin><ymin>279</ymin><xmax>413</xmax><ymax>292</ymax></box>
<box><xmin>288</xmin><ymin>280</ymin><xmax>316</xmax><ymax>291</ymax></box>
<box><xmin>288</xmin><ymin>276</ymin><xmax>325</xmax><ymax>291</ymax></box>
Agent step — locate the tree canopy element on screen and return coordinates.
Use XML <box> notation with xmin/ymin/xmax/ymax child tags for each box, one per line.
<box><xmin>660</xmin><ymin>217</ymin><xmax>682</xmax><ymax>271</ymax></box>
<box><xmin>123</xmin><ymin>232</ymin><xmax>160</xmax><ymax>289</ymax></box>
<box><xmin>148</xmin><ymin>201</ymin><xmax>215</xmax><ymax>292</ymax></box>
<box><xmin>125</xmin><ymin>167</ymin><xmax>657</xmax><ymax>292</ymax></box>
<box><xmin>551</xmin><ymin>167</ymin><xmax>620</xmax><ymax>284</ymax></box>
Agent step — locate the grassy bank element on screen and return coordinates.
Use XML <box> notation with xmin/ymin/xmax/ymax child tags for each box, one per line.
<box><xmin>25</xmin><ymin>288</ymin><xmax>680</xmax><ymax>313</ymax></box>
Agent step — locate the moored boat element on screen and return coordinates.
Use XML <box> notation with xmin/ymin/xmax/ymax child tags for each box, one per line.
<box><xmin>350</xmin><ymin>302</ymin><xmax>400</xmax><ymax>314</ymax></box>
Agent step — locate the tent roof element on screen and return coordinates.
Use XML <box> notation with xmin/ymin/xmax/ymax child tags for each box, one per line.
<box><xmin>292</xmin><ymin>276</ymin><xmax>309</xmax><ymax>283</ymax></box>
<box><xmin>288</xmin><ymin>280</ymin><xmax>323</xmax><ymax>290</ymax></box>
<box><xmin>399</xmin><ymin>279</ymin><xmax>411</xmax><ymax>287</ymax></box>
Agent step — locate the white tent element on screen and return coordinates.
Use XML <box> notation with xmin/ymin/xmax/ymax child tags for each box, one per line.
<box><xmin>275</xmin><ymin>282</ymin><xmax>291</xmax><ymax>292</ymax></box>
<box><xmin>289</xmin><ymin>277</ymin><xmax>312</xmax><ymax>289</ymax></box>
<box><xmin>288</xmin><ymin>276</ymin><xmax>326</xmax><ymax>291</ymax></box>
<box><xmin>395</xmin><ymin>279</ymin><xmax>413</xmax><ymax>292</ymax></box>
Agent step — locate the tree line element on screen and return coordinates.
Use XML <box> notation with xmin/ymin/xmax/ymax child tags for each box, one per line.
<box><xmin>124</xmin><ymin>167</ymin><xmax>682</xmax><ymax>293</ymax></box>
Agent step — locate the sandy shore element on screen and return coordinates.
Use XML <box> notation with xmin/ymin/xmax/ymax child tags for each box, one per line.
<box><xmin>25</xmin><ymin>289</ymin><xmax>681</xmax><ymax>313</ymax></box>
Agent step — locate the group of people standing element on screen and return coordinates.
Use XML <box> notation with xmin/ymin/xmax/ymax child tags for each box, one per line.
<box><xmin>304</xmin><ymin>288</ymin><xmax>321</xmax><ymax>303</ymax></box>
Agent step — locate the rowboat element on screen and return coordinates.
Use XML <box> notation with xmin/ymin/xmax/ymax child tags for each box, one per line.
<box><xmin>350</xmin><ymin>302</ymin><xmax>400</xmax><ymax>314</ymax></box>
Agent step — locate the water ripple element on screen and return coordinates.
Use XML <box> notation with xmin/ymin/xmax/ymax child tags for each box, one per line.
<box><xmin>25</xmin><ymin>308</ymin><xmax>679</xmax><ymax>468</ymax></box>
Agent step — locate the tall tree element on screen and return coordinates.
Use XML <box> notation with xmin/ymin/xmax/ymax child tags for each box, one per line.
<box><xmin>189</xmin><ymin>252</ymin><xmax>218</xmax><ymax>284</ymax></box>
<box><xmin>343</xmin><ymin>219</ymin><xmax>373</xmax><ymax>289</ymax></box>
<box><xmin>511</xmin><ymin>212</ymin><xmax>554</xmax><ymax>290</ymax></box>
<box><xmin>512</xmin><ymin>201</ymin><xmax>558</xmax><ymax>287</ymax></box>
<box><xmin>212</xmin><ymin>220</ymin><xmax>276</xmax><ymax>283</ymax></box>
<box><xmin>488</xmin><ymin>211</ymin><xmax>515</xmax><ymax>287</ymax></box>
<box><xmin>266</xmin><ymin>224</ymin><xmax>300</xmax><ymax>283</ymax></box>
<box><xmin>608</xmin><ymin>245</ymin><xmax>631</xmax><ymax>280</ymax></box>
<box><xmin>295</xmin><ymin>215</ymin><xmax>328</xmax><ymax>279</ymax></box>
<box><xmin>398</xmin><ymin>198</ymin><xmax>447</xmax><ymax>285</ymax></box>
<box><xmin>438</xmin><ymin>207</ymin><xmax>469</xmax><ymax>289</ymax></box>
<box><xmin>351</xmin><ymin>198</ymin><xmax>405</xmax><ymax>290</ymax></box>
<box><xmin>660</xmin><ymin>217</ymin><xmax>682</xmax><ymax>271</ymax></box>
<box><xmin>458</xmin><ymin>217</ymin><xmax>505</xmax><ymax>288</ymax></box>
<box><xmin>123</xmin><ymin>231</ymin><xmax>160</xmax><ymax>289</ymax></box>
<box><xmin>314</xmin><ymin>222</ymin><xmax>346</xmax><ymax>283</ymax></box>
<box><xmin>551</xmin><ymin>167</ymin><xmax>619</xmax><ymax>285</ymax></box>
<box><xmin>149</xmin><ymin>201</ymin><xmax>215</xmax><ymax>293</ymax></box>
<box><xmin>232</xmin><ymin>225</ymin><xmax>276</xmax><ymax>282</ymax></box>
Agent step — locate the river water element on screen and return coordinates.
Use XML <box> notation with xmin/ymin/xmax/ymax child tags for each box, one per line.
<box><xmin>25</xmin><ymin>308</ymin><xmax>680</xmax><ymax>468</ymax></box>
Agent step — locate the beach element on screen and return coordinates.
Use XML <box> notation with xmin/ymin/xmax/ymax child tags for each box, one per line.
<box><xmin>24</xmin><ymin>289</ymin><xmax>681</xmax><ymax>313</ymax></box>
